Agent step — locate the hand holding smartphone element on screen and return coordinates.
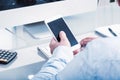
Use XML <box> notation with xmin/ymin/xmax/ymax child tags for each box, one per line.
<box><xmin>44</xmin><ymin>16</ymin><xmax>80</xmax><ymax>51</ymax></box>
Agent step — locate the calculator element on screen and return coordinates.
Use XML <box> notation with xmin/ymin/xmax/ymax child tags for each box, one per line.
<box><xmin>0</xmin><ymin>49</ymin><xmax>17</xmax><ymax>64</ymax></box>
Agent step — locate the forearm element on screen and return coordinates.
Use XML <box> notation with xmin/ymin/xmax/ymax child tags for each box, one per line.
<box><xmin>31</xmin><ymin>46</ymin><xmax>73</xmax><ymax>80</ymax></box>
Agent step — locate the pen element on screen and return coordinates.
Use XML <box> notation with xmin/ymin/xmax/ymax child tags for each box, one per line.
<box><xmin>5</xmin><ymin>28</ymin><xmax>15</xmax><ymax>34</ymax></box>
<box><xmin>108</xmin><ymin>28</ymin><xmax>117</xmax><ymax>36</ymax></box>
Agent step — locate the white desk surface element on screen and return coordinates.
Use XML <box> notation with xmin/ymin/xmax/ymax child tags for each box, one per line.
<box><xmin>0</xmin><ymin>44</ymin><xmax>45</xmax><ymax>72</ymax></box>
<box><xmin>0</xmin><ymin>29</ymin><xmax>97</xmax><ymax>72</ymax></box>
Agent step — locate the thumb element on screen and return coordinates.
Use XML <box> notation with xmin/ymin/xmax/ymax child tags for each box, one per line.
<box><xmin>59</xmin><ymin>31</ymin><xmax>68</xmax><ymax>42</ymax></box>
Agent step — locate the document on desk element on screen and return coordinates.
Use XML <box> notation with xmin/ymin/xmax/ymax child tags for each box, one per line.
<box><xmin>37</xmin><ymin>46</ymin><xmax>51</xmax><ymax>59</ymax></box>
<box><xmin>95</xmin><ymin>24</ymin><xmax>120</xmax><ymax>37</ymax></box>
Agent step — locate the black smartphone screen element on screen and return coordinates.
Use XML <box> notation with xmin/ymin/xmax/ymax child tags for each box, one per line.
<box><xmin>47</xmin><ymin>18</ymin><xmax>78</xmax><ymax>46</ymax></box>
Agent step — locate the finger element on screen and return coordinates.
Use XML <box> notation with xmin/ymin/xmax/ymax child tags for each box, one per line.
<box><xmin>49</xmin><ymin>38</ymin><xmax>57</xmax><ymax>53</ymax></box>
<box><xmin>80</xmin><ymin>37</ymin><xmax>97</xmax><ymax>47</ymax></box>
<box><xmin>73</xmin><ymin>49</ymin><xmax>80</xmax><ymax>55</ymax></box>
<box><xmin>80</xmin><ymin>40</ymin><xmax>86</xmax><ymax>47</ymax></box>
<box><xmin>49</xmin><ymin>38</ymin><xmax>56</xmax><ymax>47</ymax></box>
<box><xmin>51</xmin><ymin>38</ymin><xmax>56</xmax><ymax>43</ymax></box>
<box><xmin>83</xmin><ymin>37</ymin><xmax>95</xmax><ymax>42</ymax></box>
<box><xmin>59</xmin><ymin>31</ymin><xmax>68</xmax><ymax>41</ymax></box>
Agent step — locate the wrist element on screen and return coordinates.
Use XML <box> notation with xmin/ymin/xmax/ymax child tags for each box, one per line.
<box><xmin>52</xmin><ymin>46</ymin><xmax>74</xmax><ymax>63</ymax></box>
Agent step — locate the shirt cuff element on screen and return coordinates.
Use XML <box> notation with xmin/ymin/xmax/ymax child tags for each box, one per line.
<box><xmin>52</xmin><ymin>46</ymin><xmax>74</xmax><ymax>63</ymax></box>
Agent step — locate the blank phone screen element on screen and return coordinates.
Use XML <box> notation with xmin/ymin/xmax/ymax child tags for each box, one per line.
<box><xmin>47</xmin><ymin>18</ymin><xmax>78</xmax><ymax>46</ymax></box>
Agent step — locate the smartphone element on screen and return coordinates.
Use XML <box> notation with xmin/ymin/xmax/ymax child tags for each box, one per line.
<box><xmin>44</xmin><ymin>16</ymin><xmax>80</xmax><ymax>51</ymax></box>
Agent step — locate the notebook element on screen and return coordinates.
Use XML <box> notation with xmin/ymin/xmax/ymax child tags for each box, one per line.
<box><xmin>95</xmin><ymin>24</ymin><xmax>120</xmax><ymax>37</ymax></box>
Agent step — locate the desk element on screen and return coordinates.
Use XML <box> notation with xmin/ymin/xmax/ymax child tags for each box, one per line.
<box><xmin>0</xmin><ymin>3</ymin><xmax>120</xmax><ymax>80</ymax></box>
<box><xmin>0</xmin><ymin>32</ymin><xmax>97</xmax><ymax>80</ymax></box>
<box><xmin>0</xmin><ymin>44</ymin><xmax>47</xmax><ymax>80</ymax></box>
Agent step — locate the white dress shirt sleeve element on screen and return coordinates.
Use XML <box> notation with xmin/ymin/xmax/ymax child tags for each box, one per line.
<box><xmin>31</xmin><ymin>46</ymin><xmax>73</xmax><ymax>80</ymax></box>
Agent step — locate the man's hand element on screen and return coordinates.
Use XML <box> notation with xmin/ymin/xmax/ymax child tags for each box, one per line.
<box><xmin>68</xmin><ymin>37</ymin><xmax>97</xmax><ymax>55</ymax></box>
<box><xmin>49</xmin><ymin>31</ymin><xmax>70</xmax><ymax>53</ymax></box>
<box><xmin>80</xmin><ymin>37</ymin><xmax>97</xmax><ymax>48</ymax></box>
<box><xmin>49</xmin><ymin>32</ymin><xmax>97</xmax><ymax>55</ymax></box>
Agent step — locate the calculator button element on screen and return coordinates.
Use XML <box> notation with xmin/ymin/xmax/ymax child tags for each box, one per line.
<box><xmin>0</xmin><ymin>53</ymin><xmax>4</xmax><ymax>56</ymax></box>
<box><xmin>0</xmin><ymin>56</ymin><xmax>2</xmax><ymax>58</ymax></box>
<box><xmin>4</xmin><ymin>54</ymin><xmax>8</xmax><ymax>57</ymax></box>
<box><xmin>2</xmin><ymin>56</ymin><xmax>6</xmax><ymax>59</ymax></box>
<box><xmin>2</xmin><ymin>50</ymin><xmax>6</xmax><ymax>53</ymax></box>
<box><xmin>0</xmin><ymin>50</ymin><xmax>3</xmax><ymax>53</ymax></box>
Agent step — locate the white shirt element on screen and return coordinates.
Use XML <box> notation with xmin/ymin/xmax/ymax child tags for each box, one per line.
<box><xmin>31</xmin><ymin>37</ymin><xmax>120</xmax><ymax>80</ymax></box>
